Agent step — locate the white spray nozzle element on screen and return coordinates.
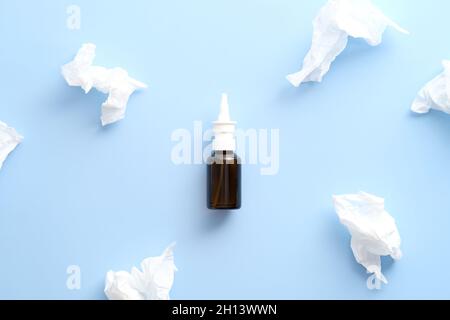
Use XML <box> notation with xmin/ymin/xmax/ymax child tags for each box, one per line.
<box><xmin>216</xmin><ymin>93</ymin><xmax>235</xmax><ymax>124</ymax></box>
<box><xmin>212</xmin><ymin>93</ymin><xmax>236</xmax><ymax>151</ymax></box>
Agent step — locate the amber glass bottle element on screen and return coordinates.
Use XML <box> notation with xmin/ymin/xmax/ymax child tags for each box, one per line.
<box><xmin>207</xmin><ymin>151</ymin><xmax>241</xmax><ymax>210</ymax></box>
<box><xmin>207</xmin><ymin>94</ymin><xmax>241</xmax><ymax>210</ymax></box>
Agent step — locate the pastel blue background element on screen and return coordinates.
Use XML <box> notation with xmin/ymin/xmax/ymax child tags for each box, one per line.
<box><xmin>0</xmin><ymin>0</ymin><xmax>449</xmax><ymax>300</ymax></box>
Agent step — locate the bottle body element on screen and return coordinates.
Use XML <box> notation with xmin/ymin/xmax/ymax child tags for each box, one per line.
<box><xmin>207</xmin><ymin>151</ymin><xmax>241</xmax><ymax>210</ymax></box>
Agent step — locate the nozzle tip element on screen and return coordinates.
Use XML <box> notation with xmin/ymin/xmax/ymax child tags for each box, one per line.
<box><xmin>221</xmin><ymin>93</ymin><xmax>228</xmax><ymax>107</ymax></box>
<box><xmin>218</xmin><ymin>93</ymin><xmax>231</xmax><ymax>122</ymax></box>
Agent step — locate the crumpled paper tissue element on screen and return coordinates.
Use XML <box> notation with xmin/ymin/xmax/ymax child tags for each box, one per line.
<box><xmin>0</xmin><ymin>121</ymin><xmax>23</xmax><ymax>170</ymax></box>
<box><xmin>333</xmin><ymin>192</ymin><xmax>402</xmax><ymax>285</ymax></box>
<box><xmin>62</xmin><ymin>43</ymin><xmax>147</xmax><ymax>126</ymax></box>
<box><xmin>287</xmin><ymin>0</ymin><xmax>408</xmax><ymax>87</ymax></box>
<box><xmin>412</xmin><ymin>60</ymin><xmax>450</xmax><ymax>115</ymax></box>
<box><xmin>104</xmin><ymin>243</ymin><xmax>177</xmax><ymax>300</ymax></box>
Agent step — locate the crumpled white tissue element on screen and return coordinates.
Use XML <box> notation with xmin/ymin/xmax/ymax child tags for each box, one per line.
<box><xmin>412</xmin><ymin>60</ymin><xmax>450</xmax><ymax>115</ymax></box>
<box><xmin>0</xmin><ymin>121</ymin><xmax>23</xmax><ymax>170</ymax></box>
<box><xmin>333</xmin><ymin>192</ymin><xmax>402</xmax><ymax>285</ymax></box>
<box><xmin>104</xmin><ymin>243</ymin><xmax>177</xmax><ymax>300</ymax></box>
<box><xmin>62</xmin><ymin>43</ymin><xmax>147</xmax><ymax>126</ymax></box>
<box><xmin>287</xmin><ymin>0</ymin><xmax>408</xmax><ymax>87</ymax></box>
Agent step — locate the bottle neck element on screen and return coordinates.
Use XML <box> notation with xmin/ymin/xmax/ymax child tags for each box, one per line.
<box><xmin>212</xmin><ymin>150</ymin><xmax>235</xmax><ymax>156</ymax></box>
<box><xmin>209</xmin><ymin>150</ymin><xmax>238</xmax><ymax>165</ymax></box>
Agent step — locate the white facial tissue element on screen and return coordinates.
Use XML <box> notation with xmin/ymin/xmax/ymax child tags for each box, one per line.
<box><xmin>104</xmin><ymin>243</ymin><xmax>177</xmax><ymax>300</ymax></box>
<box><xmin>0</xmin><ymin>121</ymin><xmax>23</xmax><ymax>170</ymax></box>
<box><xmin>412</xmin><ymin>60</ymin><xmax>450</xmax><ymax>115</ymax></box>
<box><xmin>287</xmin><ymin>0</ymin><xmax>408</xmax><ymax>87</ymax></box>
<box><xmin>62</xmin><ymin>43</ymin><xmax>147</xmax><ymax>126</ymax></box>
<box><xmin>333</xmin><ymin>192</ymin><xmax>402</xmax><ymax>285</ymax></box>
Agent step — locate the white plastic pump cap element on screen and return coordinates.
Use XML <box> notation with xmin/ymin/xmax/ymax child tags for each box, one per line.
<box><xmin>213</xmin><ymin>93</ymin><xmax>236</xmax><ymax>151</ymax></box>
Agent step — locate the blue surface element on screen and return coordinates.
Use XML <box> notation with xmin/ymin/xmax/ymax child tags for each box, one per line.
<box><xmin>0</xmin><ymin>0</ymin><xmax>450</xmax><ymax>300</ymax></box>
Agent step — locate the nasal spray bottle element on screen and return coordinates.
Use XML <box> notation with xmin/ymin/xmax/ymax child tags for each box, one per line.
<box><xmin>207</xmin><ymin>94</ymin><xmax>241</xmax><ymax>210</ymax></box>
